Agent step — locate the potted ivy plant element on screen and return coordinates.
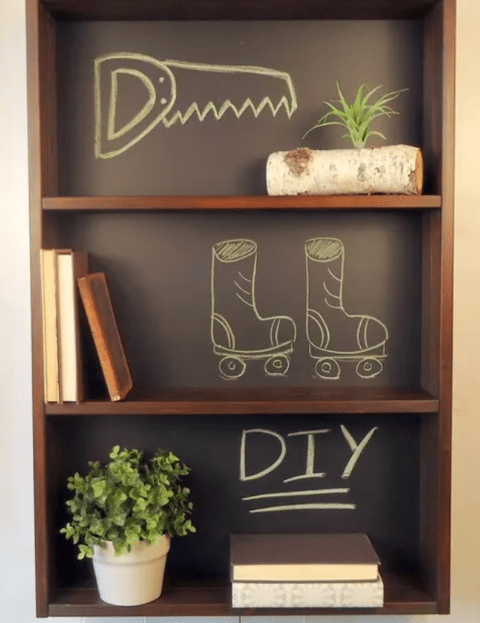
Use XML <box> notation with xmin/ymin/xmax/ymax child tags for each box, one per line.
<box><xmin>267</xmin><ymin>82</ymin><xmax>423</xmax><ymax>196</ymax></box>
<box><xmin>60</xmin><ymin>445</ymin><xmax>195</xmax><ymax>606</ymax></box>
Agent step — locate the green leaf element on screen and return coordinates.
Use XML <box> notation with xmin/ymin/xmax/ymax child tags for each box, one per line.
<box><xmin>352</xmin><ymin>83</ymin><xmax>365</xmax><ymax>120</ymax></box>
<box><xmin>335</xmin><ymin>82</ymin><xmax>349</xmax><ymax>113</ymax></box>
<box><xmin>360</xmin><ymin>84</ymin><xmax>383</xmax><ymax>109</ymax></box>
<box><xmin>78</xmin><ymin>544</ymin><xmax>93</xmax><ymax>560</ymax></box>
<box><xmin>91</xmin><ymin>479</ymin><xmax>106</xmax><ymax>498</ymax></box>
<box><xmin>304</xmin><ymin>83</ymin><xmax>407</xmax><ymax>148</ymax></box>
<box><xmin>365</xmin><ymin>130</ymin><xmax>387</xmax><ymax>142</ymax></box>
<box><xmin>111</xmin><ymin>510</ymin><xmax>127</xmax><ymax>526</ymax></box>
<box><xmin>133</xmin><ymin>498</ymin><xmax>147</xmax><ymax>512</ymax></box>
<box><xmin>61</xmin><ymin>444</ymin><xmax>195</xmax><ymax>559</ymax></box>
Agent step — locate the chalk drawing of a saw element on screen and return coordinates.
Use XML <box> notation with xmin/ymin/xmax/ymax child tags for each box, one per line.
<box><xmin>94</xmin><ymin>52</ymin><xmax>298</xmax><ymax>159</ymax></box>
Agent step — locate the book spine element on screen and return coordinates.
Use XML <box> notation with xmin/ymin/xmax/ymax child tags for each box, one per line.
<box><xmin>232</xmin><ymin>577</ymin><xmax>384</xmax><ymax>608</ymax></box>
<box><xmin>77</xmin><ymin>276</ymin><xmax>123</xmax><ymax>401</ymax></box>
<box><xmin>40</xmin><ymin>249</ymin><xmax>60</xmax><ymax>403</ymax></box>
<box><xmin>72</xmin><ymin>252</ymin><xmax>89</xmax><ymax>402</ymax></box>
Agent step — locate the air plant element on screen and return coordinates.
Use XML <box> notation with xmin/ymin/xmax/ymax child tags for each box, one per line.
<box><xmin>303</xmin><ymin>82</ymin><xmax>407</xmax><ymax>149</ymax></box>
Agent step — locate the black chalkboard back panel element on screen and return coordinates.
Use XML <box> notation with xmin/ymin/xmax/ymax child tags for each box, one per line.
<box><xmin>57</xmin><ymin>20</ymin><xmax>423</xmax><ymax>195</ymax></box>
<box><xmin>54</xmin><ymin>209</ymin><xmax>422</xmax><ymax>392</ymax></box>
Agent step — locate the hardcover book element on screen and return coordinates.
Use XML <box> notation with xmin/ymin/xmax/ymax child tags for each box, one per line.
<box><xmin>77</xmin><ymin>272</ymin><xmax>133</xmax><ymax>401</ymax></box>
<box><xmin>40</xmin><ymin>249</ymin><xmax>60</xmax><ymax>403</ymax></box>
<box><xmin>230</xmin><ymin>533</ymin><xmax>380</xmax><ymax>582</ymax></box>
<box><xmin>231</xmin><ymin>576</ymin><xmax>384</xmax><ymax>608</ymax></box>
<box><xmin>56</xmin><ymin>250</ymin><xmax>89</xmax><ymax>402</ymax></box>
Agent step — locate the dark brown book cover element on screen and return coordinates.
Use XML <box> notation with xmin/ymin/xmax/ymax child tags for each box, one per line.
<box><xmin>77</xmin><ymin>272</ymin><xmax>133</xmax><ymax>401</ymax></box>
<box><xmin>230</xmin><ymin>533</ymin><xmax>380</xmax><ymax>582</ymax></box>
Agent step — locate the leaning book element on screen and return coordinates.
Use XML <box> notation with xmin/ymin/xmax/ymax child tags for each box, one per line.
<box><xmin>231</xmin><ymin>576</ymin><xmax>384</xmax><ymax>608</ymax></box>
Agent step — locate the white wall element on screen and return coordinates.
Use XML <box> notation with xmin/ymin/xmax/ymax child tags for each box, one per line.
<box><xmin>0</xmin><ymin>0</ymin><xmax>479</xmax><ymax>621</ymax></box>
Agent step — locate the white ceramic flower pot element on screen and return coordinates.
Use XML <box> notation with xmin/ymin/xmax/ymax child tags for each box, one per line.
<box><xmin>92</xmin><ymin>535</ymin><xmax>170</xmax><ymax>606</ymax></box>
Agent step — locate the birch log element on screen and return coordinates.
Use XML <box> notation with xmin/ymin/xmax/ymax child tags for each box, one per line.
<box><xmin>266</xmin><ymin>145</ymin><xmax>423</xmax><ymax>196</ymax></box>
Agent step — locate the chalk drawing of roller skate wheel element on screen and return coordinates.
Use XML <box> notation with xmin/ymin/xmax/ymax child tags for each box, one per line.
<box><xmin>315</xmin><ymin>358</ymin><xmax>341</xmax><ymax>380</ymax></box>
<box><xmin>356</xmin><ymin>357</ymin><xmax>383</xmax><ymax>379</ymax></box>
<box><xmin>219</xmin><ymin>356</ymin><xmax>247</xmax><ymax>381</ymax></box>
<box><xmin>211</xmin><ymin>239</ymin><xmax>296</xmax><ymax>380</ymax></box>
<box><xmin>264</xmin><ymin>354</ymin><xmax>290</xmax><ymax>376</ymax></box>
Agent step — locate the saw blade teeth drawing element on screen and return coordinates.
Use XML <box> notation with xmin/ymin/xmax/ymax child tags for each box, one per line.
<box><xmin>94</xmin><ymin>53</ymin><xmax>298</xmax><ymax>159</ymax></box>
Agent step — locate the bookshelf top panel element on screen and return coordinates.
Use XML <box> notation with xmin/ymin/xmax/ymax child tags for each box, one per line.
<box><xmin>42</xmin><ymin>0</ymin><xmax>442</xmax><ymax>21</ymax></box>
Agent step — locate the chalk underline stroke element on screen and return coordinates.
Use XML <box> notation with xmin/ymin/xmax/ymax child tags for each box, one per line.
<box><xmin>249</xmin><ymin>503</ymin><xmax>356</xmax><ymax>513</ymax></box>
<box><xmin>242</xmin><ymin>488</ymin><xmax>350</xmax><ymax>500</ymax></box>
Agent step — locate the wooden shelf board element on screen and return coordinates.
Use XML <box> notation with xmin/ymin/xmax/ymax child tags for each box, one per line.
<box><xmin>43</xmin><ymin>195</ymin><xmax>441</xmax><ymax>211</ymax></box>
<box><xmin>49</xmin><ymin>572</ymin><xmax>437</xmax><ymax>616</ymax></box>
<box><xmin>45</xmin><ymin>387</ymin><xmax>439</xmax><ymax>415</ymax></box>
<box><xmin>43</xmin><ymin>0</ymin><xmax>440</xmax><ymax>21</ymax></box>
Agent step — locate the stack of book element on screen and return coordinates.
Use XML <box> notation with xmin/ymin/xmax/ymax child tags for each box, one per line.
<box><xmin>230</xmin><ymin>533</ymin><xmax>383</xmax><ymax>608</ymax></box>
<box><xmin>40</xmin><ymin>249</ymin><xmax>133</xmax><ymax>403</ymax></box>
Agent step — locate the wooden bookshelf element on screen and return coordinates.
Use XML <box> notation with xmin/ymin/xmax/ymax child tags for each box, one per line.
<box><xmin>27</xmin><ymin>0</ymin><xmax>454</xmax><ymax>616</ymax></box>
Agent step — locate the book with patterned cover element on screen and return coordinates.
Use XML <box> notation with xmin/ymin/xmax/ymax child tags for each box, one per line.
<box><xmin>232</xmin><ymin>576</ymin><xmax>384</xmax><ymax>608</ymax></box>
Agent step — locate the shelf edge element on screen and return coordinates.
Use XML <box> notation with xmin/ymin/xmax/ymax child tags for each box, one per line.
<box><xmin>45</xmin><ymin>399</ymin><xmax>440</xmax><ymax>416</ymax></box>
<box><xmin>42</xmin><ymin>195</ymin><xmax>442</xmax><ymax>211</ymax></box>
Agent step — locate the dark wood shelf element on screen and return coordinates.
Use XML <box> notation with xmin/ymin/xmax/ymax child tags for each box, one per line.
<box><xmin>49</xmin><ymin>572</ymin><xmax>437</xmax><ymax>617</ymax></box>
<box><xmin>45</xmin><ymin>387</ymin><xmax>439</xmax><ymax>415</ymax></box>
<box><xmin>43</xmin><ymin>0</ymin><xmax>440</xmax><ymax>21</ymax></box>
<box><xmin>28</xmin><ymin>0</ymin><xmax>455</xmax><ymax>616</ymax></box>
<box><xmin>43</xmin><ymin>195</ymin><xmax>442</xmax><ymax>211</ymax></box>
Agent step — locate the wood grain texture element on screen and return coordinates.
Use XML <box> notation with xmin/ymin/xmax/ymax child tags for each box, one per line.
<box><xmin>45</xmin><ymin>387</ymin><xmax>439</xmax><ymax>415</ymax></box>
<box><xmin>424</xmin><ymin>0</ymin><xmax>444</xmax><ymax>195</ymax></box>
<box><xmin>26</xmin><ymin>0</ymin><xmax>52</xmax><ymax>616</ymax></box>
<box><xmin>437</xmin><ymin>0</ymin><xmax>455</xmax><ymax>612</ymax></box>
<box><xmin>420</xmin><ymin>0</ymin><xmax>455</xmax><ymax>614</ymax></box>
<box><xmin>421</xmin><ymin>211</ymin><xmax>441</xmax><ymax>396</ymax></box>
<box><xmin>39</xmin><ymin>3</ymin><xmax>58</xmax><ymax>197</ymax></box>
<box><xmin>78</xmin><ymin>273</ymin><xmax>133</xmax><ymax>401</ymax></box>
<box><xmin>41</xmin><ymin>0</ymin><xmax>439</xmax><ymax>20</ymax></box>
<box><xmin>49</xmin><ymin>571</ymin><xmax>437</xmax><ymax>616</ymax></box>
<box><xmin>42</xmin><ymin>195</ymin><xmax>442</xmax><ymax>211</ymax></box>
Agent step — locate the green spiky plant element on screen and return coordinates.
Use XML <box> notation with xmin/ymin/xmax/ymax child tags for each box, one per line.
<box><xmin>303</xmin><ymin>83</ymin><xmax>407</xmax><ymax>149</ymax></box>
<box><xmin>60</xmin><ymin>445</ymin><xmax>195</xmax><ymax>559</ymax></box>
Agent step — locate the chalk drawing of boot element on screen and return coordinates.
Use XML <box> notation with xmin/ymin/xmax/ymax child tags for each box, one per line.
<box><xmin>305</xmin><ymin>237</ymin><xmax>388</xmax><ymax>380</ymax></box>
<box><xmin>211</xmin><ymin>239</ymin><xmax>297</xmax><ymax>380</ymax></box>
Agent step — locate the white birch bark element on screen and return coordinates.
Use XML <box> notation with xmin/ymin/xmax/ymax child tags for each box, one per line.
<box><xmin>266</xmin><ymin>145</ymin><xmax>423</xmax><ymax>196</ymax></box>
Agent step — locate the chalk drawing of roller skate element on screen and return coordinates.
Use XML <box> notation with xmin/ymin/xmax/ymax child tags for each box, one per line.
<box><xmin>94</xmin><ymin>53</ymin><xmax>298</xmax><ymax>159</ymax></box>
<box><xmin>305</xmin><ymin>238</ymin><xmax>389</xmax><ymax>380</ymax></box>
<box><xmin>211</xmin><ymin>239</ymin><xmax>297</xmax><ymax>380</ymax></box>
